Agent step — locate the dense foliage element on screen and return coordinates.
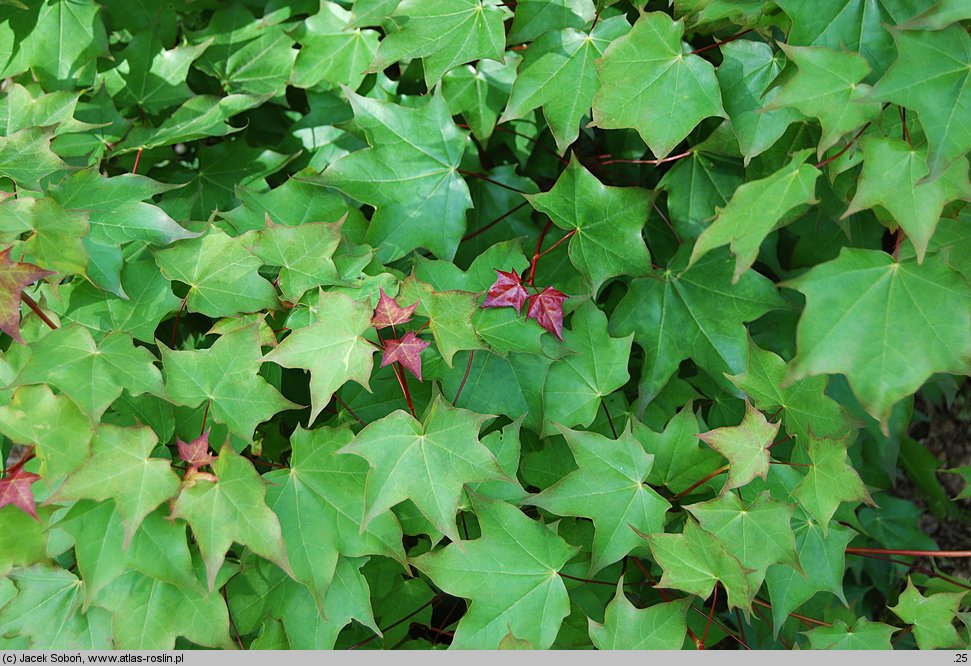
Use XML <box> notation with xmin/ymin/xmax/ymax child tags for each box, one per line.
<box><xmin>1</xmin><ymin>0</ymin><xmax>970</xmax><ymax>651</ymax></box>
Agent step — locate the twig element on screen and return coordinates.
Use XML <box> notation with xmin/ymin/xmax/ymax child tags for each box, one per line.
<box><xmin>453</xmin><ymin>351</ymin><xmax>474</xmax><ymax>406</ymax></box>
<box><xmin>815</xmin><ymin>123</ymin><xmax>870</xmax><ymax>169</ymax></box>
<box><xmin>461</xmin><ymin>201</ymin><xmax>530</xmax><ymax>242</ymax></box>
<box><xmin>333</xmin><ymin>394</ymin><xmax>366</xmax><ymax>428</ymax></box>
<box><xmin>21</xmin><ymin>292</ymin><xmax>57</xmax><ymax>331</ymax></box>
<box><xmin>690</xmin><ymin>29</ymin><xmax>754</xmax><ymax>55</ymax></box>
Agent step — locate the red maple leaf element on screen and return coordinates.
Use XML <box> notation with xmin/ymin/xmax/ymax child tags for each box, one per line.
<box><xmin>481</xmin><ymin>268</ymin><xmax>528</xmax><ymax>315</ymax></box>
<box><xmin>527</xmin><ymin>286</ymin><xmax>568</xmax><ymax>340</ymax></box>
<box><xmin>178</xmin><ymin>431</ymin><xmax>215</xmax><ymax>470</ymax></box>
<box><xmin>0</xmin><ymin>247</ymin><xmax>54</xmax><ymax>344</ymax></box>
<box><xmin>372</xmin><ymin>288</ymin><xmax>419</xmax><ymax>330</ymax></box>
<box><xmin>381</xmin><ymin>331</ymin><xmax>430</xmax><ymax>381</ymax></box>
<box><xmin>0</xmin><ymin>466</ymin><xmax>42</xmax><ymax>520</ymax></box>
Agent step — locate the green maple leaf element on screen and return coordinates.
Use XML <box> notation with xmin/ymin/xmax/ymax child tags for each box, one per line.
<box><xmin>241</xmin><ymin>217</ymin><xmax>343</xmax><ymax>302</ymax></box>
<box><xmin>659</xmin><ymin>150</ymin><xmax>744</xmax><ymax>242</ymax></box>
<box><xmin>804</xmin><ymin>617</ymin><xmax>898</xmax><ymax>649</ymax></box>
<box><xmin>291</xmin><ymin>1</ymin><xmax>379</xmax><ymax>91</ymax></box>
<box><xmin>784</xmin><ymin>248</ymin><xmax>971</xmax><ymax>428</ymax></box>
<box><xmin>766</xmin><ymin>517</ymin><xmax>856</xmax><ymax>634</ymax></box>
<box><xmin>592</xmin><ymin>11</ymin><xmax>725</xmax><ymax>158</ymax></box>
<box><xmin>219</xmin><ymin>177</ymin><xmax>364</xmax><ymax>235</ymax></box>
<box><xmin>525</xmin><ymin>425</ymin><xmax>670</xmax><ymax>575</ymax></box>
<box><xmin>339</xmin><ymin>396</ymin><xmax>507</xmax><ymax>541</ymax></box>
<box><xmin>774</xmin><ymin>0</ymin><xmax>930</xmax><ymax>79</ymax></box>
<box><xmin>263</xmin><ymin>426</ymin><xmax>405</xmax><ymax>611</ymax></box>
<box><xmin>171</xmin><ymin>442</ymin><xmax>292</xmax><ymax>591</ymax></box>
<box><xmin>869</xmin><ymin>24</ymin><xmax>971</xmax><ymax>179</ymax></box>
<box><xmin>500</xmin><ymin>16</ymin><xmax>630</xmax><ymax>154</ymax></box>
<box><xmin>898</xmin><ymin>0</ymin><xmax>971</xmax><ymax>30</ymax></box>
<box><xmin>161</xmin><ymin>324</ymin><xmax>299</xmax><ymax>442</ymax></box>
<box><xmin>0</xmin><ymin>385</ymin><xmax>94</xmax><ymax>486</ymax></box>
<box><xmin>768</xmin><ymin>44</ymin><xmax>883</xmax><ymax>157</ymax></box>
<box><xmin>690</xmin><ymin>149</ymin><xmax>819</xmax><ymax>283</ymax></box>
<box><xmin>792</xmin><ymin>434</ymin><xmax>874</xmax><ymax>530</ymax></box>
<box><xmin>443</xmin><ymin>350</ymin><xmax>552</xmax><ymax>431</ymax></box>
<box><xmin>843</xmin><ymin>137</ymin><xmax>971</xmax><ymax>262</ymax></box>
<box><xmin>158</xmin><ymin>139</ymin><xmax>293</xmax><ymax>223</ymax></box>
<box><xmin>542</xmin><ymin>302</ymin><xmax>632</xmax><ymax>433</ymax></box>
<box><xmin>698</xmin><ymin>400</ymin><xmax>780</xmax><ymax>493</ymax></box>
<box><xmin>56</xmin><ymin>502</ymin><xmax>186</xmax><ymax>610</ymax></box>
<box><xmin>610</xmin><ymin>246</ymin><xmax>785</xmax><ymax>404</ymax></box>
<box><xmin>56</xmin><ymin>254</ymin><xmax>182</xmax><ymax>343</ymax></box>
<box><xmin>263</xmin><ymin>290</ymin><xmax>375</xmax><ymax>421</ymax></box>
<box><xmin>686</xmin><ymin>491</ymin><xmax>799</xmax><ymax>593</ymax></box>
<box><xmin>588</xmin><ymin>586</ymin><xmax>690</xmax><ymax>650</ymax></box>
<box><xmin>525</xmin><ymin>157</ymin><xmax>654</xmax><ymax>293</ymax></box>
<box><xmin>0</xmin><ymin>83</ymin><xmax>86</xmax><ymax>135</ymax></box>
<box><xmin>97</xmin><ymin>568</ymin><xmax>233</xmax><ymax>649</ymax></box>
<box><xmin>103</xmin><ymin>34</ymin><xmax>210</xmax><ymax>113</ymax></box>
<box><xmin>49</xmin><ymin>168</ymin><xmax>196</xmax><ymax>295</ymax></box>
<box><xmin>633</xmin><ymin>404</ymin><xmax>724</xmax><ymax>495</ymax></box>
<box><xmin>194</xmin><ymin>25</ymin><xmax>296</xmax><ymax>97</ymax></box>
<box><xmin>370</xmin><ymin>0</ymin><xmax>509</xmax><ymax>86</ymax></box>
<box><xmin>65</xmin><ymin>502</ymin><xmax>195</xmax><ymax>592</ymax></box>
<box><xmin>279</xmin><ymin>557</ymin><xmax>379</xmax><ymax>648</ymax></box>
<box><xmin>0</xmin><ymin>247</ymin><xmax>53</xmax><ymax>344</ymax></box>
<box><xmin>228</xmin><ymin>554</ymin><xmax>379</xmax><ymax>649</ymax></box>
<box><xmin>319</xmin><ymin>90</ymin><xmax>472</xmax><ymax>262</ymax></box>
<box><xmin>154</xmin><ymin>228</ymin><xmax>278</xmax><ymax>318</ymax></box>
<box><xmin>412</xmin><ymin>493</ymin><xmax>577</xmax><ymax>649</ymax></box>
<box><xmin>116</xmin><ymin>94</ymin><xmax>267</xmax><ymax>153</ymax></box>
<box><xmin>716</xmin><ymin>41</ymin><xmax>803</xmax><ymax>164</ymax></box>
<box><xmin>398</xmin><ymin>275</ymin><xmax>485</xmax><ymax>366</ymax></box>
<box><xmin>0</xmin><ymin>0</ymin><xmax>108</xmax><ymax>90</ymax></box>
<box><xmin>642</xmin><ymin>518</ymin><xmax>754</xmax><ymax>612</ymax></box>
<box><xmin>48</xmin><ymin>424</ymin><xmax>180</xmax><ymax>546</ymax></box>
<box><xmin>13</xmin><ymin>324</ymin><xmax>163</xmax><ymax>420</ymax></box>
<box><xmin>442</xmin><ymin>55</ymin><xmax>518</xmax><ymax>141</ymax></box>
<box><xmin>508</xmin><ymin>0</ymin><xmax>595</xmax><ymax>43</ymax></box>
<box><xmin>890</xmin><ymin>578</ymin><xmax>964</xmax><ymax>649</ymax></box>
<box><xmin>0</xmin><ymin>565</ymin><xmax>112</xmax><ymax>649</ymax></box>
<box><xmin>8</xmin><ymin>197</ymin><xmax>90</xmax><ymax>277</ymax></box>
<box><xmin>727</xmin><ymin>338</ymin><xmax>852</xmax><ymax>444</ymax></box>
<box><xmin>0</xmin><ymin>504</ymin><xmax>50</xmax><ymax>577</ymax></box>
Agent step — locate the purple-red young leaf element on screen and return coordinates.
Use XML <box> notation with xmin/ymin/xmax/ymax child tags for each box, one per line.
<box><xmin>178</xmin><ymin>430</ymin><xmax>215</xmax><ymax>470</ymax></box>
<box><xmin>0</xmin><ymin>247</ymin><xmax>55</xmax><ymax>344</ymax></box>
<box><xmin>381</xmin><ymin>331</ymin><xmax>431</xmax><ymax>381</ymax></box>
<box><xmin>0</xmin><ymin>466</ymin><xmax>41</xmax><ymax>520</ymax></box>
<box><xmin>372</xmin><ymin>288</ymin><xmax>419</xmax><ymax>330</ymax></box>
<box><xmin>527</xmin><ymin>286</ymin><xmax>568</xmax><ymax>340</ymax></box>
<box><xmin>482</xmin><ymin>268</ymin><xmax>529</xmax><ymax>315</ymax></box>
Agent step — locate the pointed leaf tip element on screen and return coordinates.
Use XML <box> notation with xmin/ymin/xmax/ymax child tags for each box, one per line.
<box><xmin>0</xmin><ymin>466</ymin><xmax>41</xmax><ymax>520</ymax></box>
<box><xmin>0</xmin><ymin>247</ymin><xmax>55</xmax><ymax>344</ymax></box>
<box><xmin>526</xmin><ymin>286</ymin><xmax>568</xmax><ymax>340</ymax></box>
<box><xmin>482</xmin><ymin>268</ymin><xmax>529</xmax><ymax>315</ymax></box>
<box><xmin>381</xmin><ymin>331</ymin><xmax>431</xmax><ymax>381</ymax></box>
<box><xmin>372</xmin><ymin>288</ymin><xmax>419</xmax><ymax>329</ymax></box>
<box><xmin>178</xmin><ymin>430</ymin><xmax>215</xmax><ymax>470</ymax></box>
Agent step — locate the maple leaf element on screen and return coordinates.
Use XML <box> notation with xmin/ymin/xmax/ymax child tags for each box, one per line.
<box><xmin>697</xmin><ymin>400</ymin><xmax>780</xmax><ymax>493</ymax></box>
<box><xmin>0</xmin><ymin>465</ymin><xmax>41</xmax><ymax>520</ymax></box>
<box><xmin>0</xmin><ymin>247</ymin><xmax>54</xmax><ymax>344</ymax></box>
<box><xmin>177</xmin><ymin>431</ymin><xmax>215</xmax><ymax>470</ymax></box>
<box><xmin>381</xmin><ymin>331</ymin><xmax>430</xmax><ymax>381</ymax></box>
<box><xmin>526</xmin><ymin>285</ymin><xmax>568</xmax><ymax>340</ymax></box>
<box><xmin>481</xmin><ymin>268</ymin><xmax>528</xmax><ymax>315</ymax></box>
<box><xmin>371</xmin><ymin>288</ymin><xmax>419</xmax><ymax>330</ymax></box>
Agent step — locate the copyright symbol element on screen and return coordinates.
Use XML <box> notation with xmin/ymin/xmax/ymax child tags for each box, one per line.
<box><xmin>3</xmin><ymin>653</ymin><xmax>16</xmax><ymax>664</ymax></box>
